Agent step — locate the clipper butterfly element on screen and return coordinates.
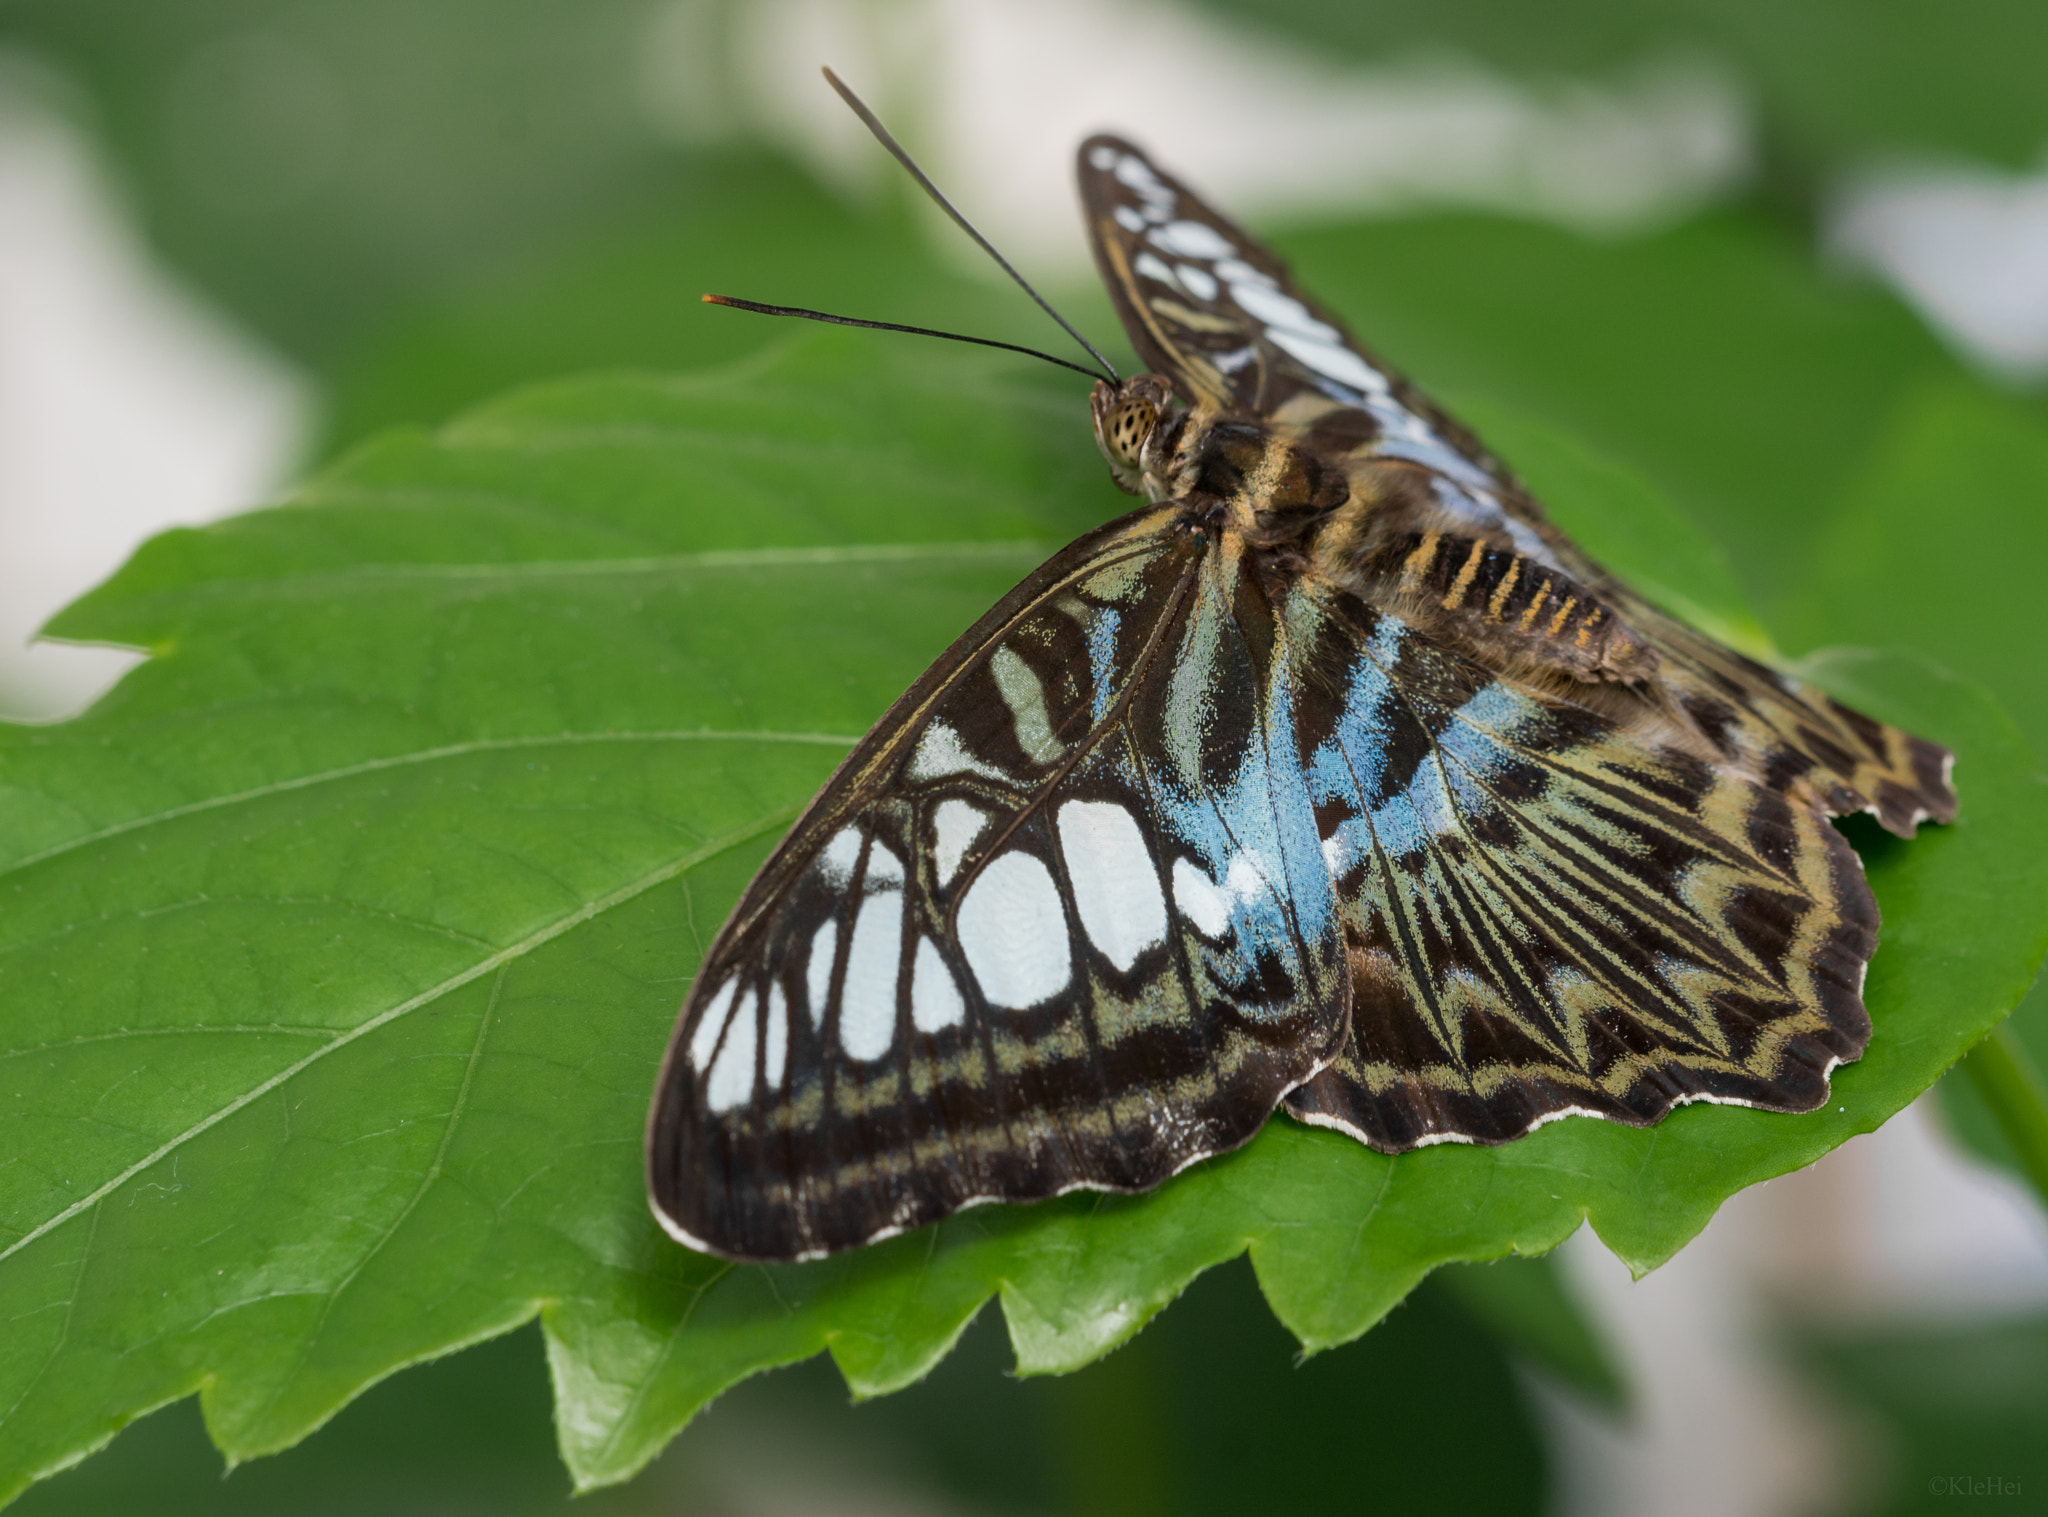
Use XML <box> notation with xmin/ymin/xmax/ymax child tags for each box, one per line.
<box><xmin>646</xmin><ymin>116</ymin><xmax>1956</xmax><ymax>1263</ymax></box>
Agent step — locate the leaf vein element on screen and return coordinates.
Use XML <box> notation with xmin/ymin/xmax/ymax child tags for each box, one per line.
<box><xmin>245</xmin><ymin>966</ymin><xmax>507</xmax><ymax>1427</ymax></box>
<box><xmin>0</xmin><ymin>808</ymin><xmax>799</xmax><ymax>1268</ymax></box>
<box><xmin>0</xmin><ymin>1025</ymin><xmax>349</xmax><ymax>1061</ymax></box>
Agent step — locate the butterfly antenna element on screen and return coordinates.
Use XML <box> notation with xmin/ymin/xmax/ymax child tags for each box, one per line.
<box><xmin>822</xmin><ymin>66</ymin><xmax>1120</xmax><ymax>384</ymax></box>
<box><xmin>701</xmin><ymin>295</ymin><xmax>1111</xmax><ymax>383</ymax></box>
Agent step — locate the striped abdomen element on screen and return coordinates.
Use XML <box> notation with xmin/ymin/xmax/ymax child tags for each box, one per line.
<box><xmin>1365</xmin><ymin>529</ymin><xmax>1657</xmax><ymax>684</ymax></box>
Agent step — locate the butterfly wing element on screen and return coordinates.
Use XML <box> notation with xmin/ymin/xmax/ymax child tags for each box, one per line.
<box><xmin>647</xmin><ymin>510</ymin><xmax>1349</xmax><ymax>1261</ymax></box>
<box><xmin>1078</xmin><ymin>134</ymin><xmax>1551</xmax><ymax>558</ymax></box>
<box><xmin>1080</xmin><ymin>135</ymin><xmax>1956</xmax><ymax>831</ymax></box>
<box><xmin>1278</xmin><ymin>584</ymin><xmax>1880</xmax><ymax>1147</ymax></box>
<box><xmin>1616</xmin><ymin>600</ymin><xmax>1957</xmax><ymax>836</ymax></box>
<box><xmin>1081</xmin><ymin>136</ymin><xmax>1957</xmax><ymax>1151</ymax></box>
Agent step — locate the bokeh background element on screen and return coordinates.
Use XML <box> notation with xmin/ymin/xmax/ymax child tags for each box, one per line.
<box><xmin>2</xmin><ymin>1</ymin><xmax>2044</xmax><ymax>1513</ymax></box>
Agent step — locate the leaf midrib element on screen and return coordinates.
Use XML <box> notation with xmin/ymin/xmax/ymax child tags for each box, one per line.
<box><xmin>93</xmin><ymin>540</ymin><xmax>1054</xmax><ymax>605</ymax></box>
<box><xmin>1</xmin><ymin>728</ymin><xmax>856</xmax><ymax>881</ymax></box>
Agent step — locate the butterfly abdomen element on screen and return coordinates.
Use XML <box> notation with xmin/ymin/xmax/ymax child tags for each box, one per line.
<box><xmin>1384</xmin><ymin>530</ymin><xmax>1656</xmax><ymax>682</ymax></box>
<box><xmin>1300</xmin><ymin>516</ymin><xmax>1660</xmax><ymax>689</ymax></box>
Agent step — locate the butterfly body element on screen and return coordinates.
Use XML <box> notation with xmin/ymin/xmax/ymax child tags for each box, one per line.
<box><xmin>648</xmin><ymin>133</ymin><xmax>1956</xmax><ymax>1263</ymax></box>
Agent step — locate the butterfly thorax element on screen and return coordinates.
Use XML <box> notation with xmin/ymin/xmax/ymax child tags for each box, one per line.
<box><xmin>1092</xmin><ymin>376</ymin><xmax>1667</xmax><ymax>693</ymax></box>
<box><xmin>1091</xmin><ymin>376</ymin><xmax>1349</xmax><ymax>553</ymax></box>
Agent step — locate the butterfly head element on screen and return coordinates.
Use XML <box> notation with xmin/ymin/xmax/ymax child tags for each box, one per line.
<box><xmin>1090</xmin><ymin>375</ymin><xmax>1184</xmax><ymax>499</ymax></box>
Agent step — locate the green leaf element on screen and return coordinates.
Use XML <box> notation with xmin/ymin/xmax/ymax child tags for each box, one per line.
<box><xmin>3</xmin><ymin>331</ymin><xmax>2041</xmax><ymax>1504</ymax></box>
<box><xmin>1783</xmin><ymin>377</ymin><xmax>2048</xmax><ymax>761</ymax></box>
<box><xmin>1775</xmin><ymin>377</ymin><xmax>2048</xmax><ymax>1189</ymax></box>
<box><xmin>14</xmin><ymin>1267</ymin><xmax>1552</xmax><ymax>1517</ymax></box>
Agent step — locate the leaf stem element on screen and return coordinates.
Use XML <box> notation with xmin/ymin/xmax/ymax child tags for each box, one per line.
<box><xmin>1962</xmin><ymin>1022</ymin><xmax>2048</xmax><ymax>1206</ymax></box>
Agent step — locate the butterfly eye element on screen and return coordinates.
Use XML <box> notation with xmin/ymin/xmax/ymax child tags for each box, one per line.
<box><xmin>1107</xmin><ymin>400</ymin><xmax>1157</xmax><ymax>467</ymax></box>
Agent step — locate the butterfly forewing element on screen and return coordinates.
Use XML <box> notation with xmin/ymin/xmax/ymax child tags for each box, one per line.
<box><xmin>1079</xmin><ymin>136</ymin><xmax>1575</xmax><ymax>572</ymax></box>
<box><xmin>648</xmin><ymin>510</ymin><xmax>1349</xmax><ymax>1261</ymax></box>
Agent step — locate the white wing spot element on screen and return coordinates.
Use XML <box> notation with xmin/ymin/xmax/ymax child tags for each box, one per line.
<box><xmin>763</xmin><ymin>982</ymin><xmax>789</xmax><ymax>1088</ymax></box>
<box><xmin>1267</xmin><ymin>328</ymin><xmax>1390</xmax><ymax>395</ymax></box>
<box><xmin>816</xmin><ymin>825</ymin><xmax>862</xmax><ymax>885</ymax></box>
<box><xmin>1229</xmin><ymin>281</ymin><xmax>1340</xmax><ymax>342</ymax></box>
<box><xmin>1133</xmin><ymin>250</ymin><xmax>1184</xmax><ymax>290</ymax></box>
<box><xmin>1149</xmin><ymin>220</ymin><xmax>1236</xmax><ymax>260</ymax></box>
<box><xmin>839</xmin><ymin>878</ymin><xmax>903</xmax><ymax>1061</ymax></box>
<box><xmin>1089</xmin><ymin>144</ymin><xmax>1118</xmax><ymax>170</ymax></box>
<box><xmin>1214</xmin><ymin>258</ymin><xmax>1275</xmax><ymax>289</ymax></box>
<box><xmin>1174</xmin><ymin>263</ymin><xmax>1218</xmax><ymax>301</ymax></box>
<box><xmin>705</xmin><ymin>987</ymin><xmax>757</xmax><ymax>1112</ymax></box>
<box><xmin>958</xmin><ymin>851</ymin><xmax>1070</xmax><ymax>1008</ymax></box>
<box><xmin>803</xmin><ymin>920</ymin><xmax>838</xmax><ymax>1029</ymax></box>
<box><xmin>1112</xmin><ymin>153</ymin><xmax>1175</xmax><ymax>218</ymax></box>
<box><xmin>1172</xmin><ymin>858</ymin><xmax>1233</xmax><ymax>940</ymax></box>
<box><xmin>910</xmin><ymin>720</ymin><xmax>1010</xmax><ymax>784</ymax></box>
<box><xmin>910</xmin><ymin>936</ymin><xmax>966</xmax><ymax>1032</ymax></box>
<box><xmin>864</xmin><ymin>837</ymin><xmax>905</xmax><ymax>887</ymax></box>
<box><xmin>1225</xmin><ymin>851</ymin><xmax>1271</xmax><ymax>903</ymax></box>
<box><xmin>688</xmin><ymin>976</ymin><xmax>738</xmax><ymax>1071</ymax></box>
<box><xmin>1057</xmin><ymin>800</ymin><xmax>1166</xmax><ymax>972</ymax></box>
<box><xmin>1322</xmin><ymin>831</ymin><xmax>1351</xmax><ymax>877</ymax></box>
<box><xmin>933</xmin><ymin>799</ymin><xmax>989</xmax><ymax>887</ymax></box>
<box><xmin>992</xmin><ymin>645</ymin><xmax>1063</xmax><ymax>764</ymax></box>
<box><xmin>1113</xmin><ymin>204</ymin><xmax>1146</xmax><ymax>234</ymax></box>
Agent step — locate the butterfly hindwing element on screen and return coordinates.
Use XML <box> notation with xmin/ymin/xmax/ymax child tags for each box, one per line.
<box><xmin>647</xmin><ymin>510</ymin><xmax>1350</xmax><ymax>1260</ymax></box>
<box><xmin>1276</xmin><ymin>584</ymin><xmax>1877</xmax><ymax>1147</ymax></box>
<box><xmin>1617</xmin><ymin>600</ymin><xmax>1957</xmax><ymax>837</ymax></box>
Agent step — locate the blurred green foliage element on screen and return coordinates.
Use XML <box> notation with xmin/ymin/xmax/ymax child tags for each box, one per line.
<box><xmin>1</xmin><ymin>0</ymin><xmax>683</xmax><ymax>364</ymax></box>
<box><xmin>1205</xmin><ymin>0</ymin><xmax>2048</xmax><ymax>170</ymax></box>
<box><xmin>13</xmin><ymin>1264</ymin><xmax>1547</xmax><ymax>1517</ymax></box>
<box><xmin>314</xmin><ymin>152</ymin><xmax>1107</xmax><ymax>459</ymax></box>
<box><xmin>1802</xmin><ymin>1316</ymin><xmax>2048</xmax><ymax>1516</ymax></box>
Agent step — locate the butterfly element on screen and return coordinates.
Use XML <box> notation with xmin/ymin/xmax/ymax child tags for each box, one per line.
<box><xmin>647</xmin><ymin>112</ymin><xmax>1957</xmax><ymax>1265</ymax></box>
